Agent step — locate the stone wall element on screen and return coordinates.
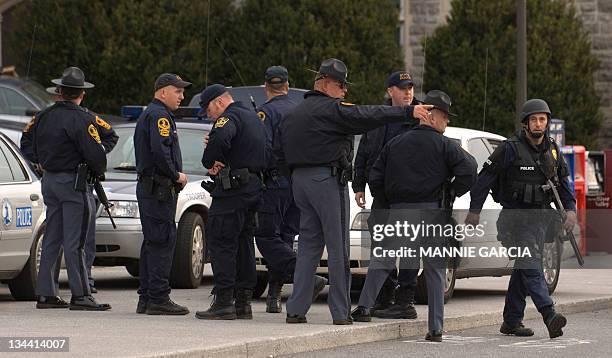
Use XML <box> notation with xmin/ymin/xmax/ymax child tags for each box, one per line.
<box><xmin>574</xmin><ymin>0</ymin><xmax>612</xmax><ymax>147</ymax></box>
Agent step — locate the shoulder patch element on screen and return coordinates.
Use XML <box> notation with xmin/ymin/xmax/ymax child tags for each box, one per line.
<box><xmin>257</xmin><ymin>111</ymin><xmax>266</xmax><ymax>121</ymax></box>
<box><xmin>23</xmin><ymin>116</ymin><xmax>36</xmax><ymax>133</ymax></box>
<box><xmin>551</xmin><ymin>147</ymin><xmax>558</xmax><ymax>161</ymax></box>
<box><xmin>88</xmin><ymin>124</ymin><xmax>102</xmax><ymax>144</ymax></box>
<box><xmin>340</xmin><ymin>101</ymin><xmax>355</xmax><ymax>106</ymax></box>
<box><xmin>214</xmin><ymin>117</ymin><xmax>230</xmax><ymax>128</ymax></box>
<box><xmin>157</xmin><ymin>118</ymin><xmax>171</xmax><ymax>137</ymax></box>
<box><xmin>95</xmin><ymin>115</ymin><xmax>112</xmax><ymax>130</ymax></box>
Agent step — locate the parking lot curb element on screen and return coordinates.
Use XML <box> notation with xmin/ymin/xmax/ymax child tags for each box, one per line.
<box><xmin>144</xmin><ymin>296</ymin><xmax>612</xmax><ymax>358</ymax></box>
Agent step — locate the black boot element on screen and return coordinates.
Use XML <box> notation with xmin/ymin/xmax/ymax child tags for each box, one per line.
<box><xmin>266</xmin><ymin>281</ymin><xmax>283</xmax><ymax>313</ymax></box>
<box><xmin>195</xmin><ymin>288</ymin><xmax>237</xmax><ymax>320</ymax></box>
<box><xmin>235</xmin><ymin>288</ymin><xmax>253</xmax><ymax>319</ymax></box>
<box><xmin>542</xmin><ymin>306</ymin><xmax>567</xmax><ymax>339</ymax></box>
<box><xmin>371</xmin><ymin>277</ymin><xmax>396</xmax><ymax>314</ymax></box>
<box><xmin>372</xmin><ymin>285</ymin><xmax>417</xmax><ymax>319</ymax></box>
<box><xmin>312</xmin><ymin>275</ymin><xmax>328</xmax><ymax>302</ymax></box>
<box><xmin>500</xmin><ymin>322</ymin><xmax>534</xmax><ymax>336</ymax></box>
<box><xmin>146</xmin><ymin>299</ymin><xmax>189</xmax><ymax>315</ymax></box>
<box><xmin>350</xmin><ymin>306</ymin><xmax>372</xmax><ymax>322</ymax></box>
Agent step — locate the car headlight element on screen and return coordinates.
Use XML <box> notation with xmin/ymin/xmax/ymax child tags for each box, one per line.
<box><xmin>100</xmin><ymin>201</ymin><xmax>139</xmax><ymax>218</ymax></box>
<box><xmin>351</xmin><ymin>211</ymin><xmax>370</xmax><ymax>231</ymax></box>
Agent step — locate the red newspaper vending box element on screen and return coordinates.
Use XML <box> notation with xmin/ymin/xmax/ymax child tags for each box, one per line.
<box><xmin>586</xmin><ymin>150</ymin><xmax>612</xmax><ymax>254</ymax></box>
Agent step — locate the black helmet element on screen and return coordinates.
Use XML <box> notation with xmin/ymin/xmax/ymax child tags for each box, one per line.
<box><xmin>520</xmin><ymin>99</ymin><xmax>551</xmax><ymax>122</ymax></box>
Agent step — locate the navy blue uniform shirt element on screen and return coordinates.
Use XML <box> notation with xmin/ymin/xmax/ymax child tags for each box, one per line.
<box><xmin>201</xmin><ymin>101</ymin><xmax>266</xmax><ymax>197</ymax></box>
<box><xmin>257</xmin><ymin>94</ymin><xmax>297</xmax><ymax>170</ymax></box>
<box><xmin>281</xmin><ymin>90</ymin><xmax>417</xmax><ymax>168</ymax></box>
<box><xmin>369</xmin><ymin>124</ymin><xmax>477</xmax><ymax>204</ymax></box>
<box><xmin>134</xmin><ymin>98</ymin><xmax>182</xmax><ymax>180</ymax></box>
<box><xmin>469</xmin><ymin>136</ymin><xmax>576</xmax><ymax>213</ymax></box>
<box><xmin>27</xmin><ymin>101</ymin><xmax>107</xmax><ymax>176</ymax></box>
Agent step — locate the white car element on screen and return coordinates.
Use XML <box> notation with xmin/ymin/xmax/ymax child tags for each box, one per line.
<box><xmin>255</xmin><ymin>127</ymin><xmax>579</xmax><ymax>302</ymax></box>
<box><xmin>0</xmin><ymin>132</ymin><xmax>46</xmax><ymax>300</ymax></box>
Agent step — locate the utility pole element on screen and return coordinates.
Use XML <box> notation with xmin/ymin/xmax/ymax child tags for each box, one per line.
<box><xmin>516</xmin><ymin>0</ymin><xmax>527</xmax><ymax>129</ymax></box>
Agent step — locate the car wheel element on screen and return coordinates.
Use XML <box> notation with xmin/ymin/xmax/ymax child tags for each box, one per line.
<box><xmin>253</xmin><ymin>271</ymin><xmax>268</xmax><ymax>298</ymax></box>
<box><xmin>414</xmin><ymin>266</ymin><xmax>456</xmax><ymax>304</ymax></box>
<box><xmin>543</xmin><ymin>237</ymin><xmax>562</xmax><ymax>294</ymax></box>
<box><xmin>125</xmin><ymin>262</ymin><xmax>140</xmax><ymax>277</ymax></box>
<box><xmin>9</xmin><ymin>224</ymin><xmax>45</xmax><ymax>301</ymax></box>
<box><xmin>170</xmin><ymin>212</ymin><xmax>205</xmax><ymax>289</ymax></box>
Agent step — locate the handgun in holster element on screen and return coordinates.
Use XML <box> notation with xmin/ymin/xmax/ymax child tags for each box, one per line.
<box><xmin>74</xmin><ymin>163</ymin><xmax>89</xmax><ymax>192</ymax></box>
<box><xmin>153</xmin><ymin>174</ymin><xmax>175</xmax><ymax>202</ymax></box>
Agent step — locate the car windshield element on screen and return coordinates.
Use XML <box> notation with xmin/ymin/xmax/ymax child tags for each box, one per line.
<box><xmin>20</xmin><ymin>81</ymin><xmax>54</xmax><ymax>108</ymax></box>
<box><xmin>106</xmin><ymin>127</ymin><xmax>208</xmax><ymax>176</ymax></box>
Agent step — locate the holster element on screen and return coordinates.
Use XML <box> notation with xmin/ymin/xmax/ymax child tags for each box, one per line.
<box><xmin>154</xmin><ymin>174</ymin><xmax>175</xmax><ymax>202</ymax></box>
<box><xmin>74</xmin><ymin>163</ymin><xmax>89</xmax><ymax>192</ymax></box>
<box><xmin>217</xmin><ymin>167</ymin><xmax>253</xmax><ymax>190</ymax></box>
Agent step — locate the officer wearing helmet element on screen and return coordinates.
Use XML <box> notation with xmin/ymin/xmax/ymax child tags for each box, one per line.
<box><xmin>466</xmin><ymin>99</ymin><xmax>577</xmax><ymax>339</ymax></box>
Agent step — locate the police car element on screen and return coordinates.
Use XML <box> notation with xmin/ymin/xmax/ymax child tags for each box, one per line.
<box><xmin>253</xmin><ymin>127</ymin><xmax>579</xmax><ymax>302</ymax></box>
<box><xmin>92</xmin><ymin>118</ymin><xmax>212</xmax><ymax>289</ymax></box>
<box><xmin>0</xmin><ymin>131</ymin><xmax>46</xmax><ymax>300</ymax></box>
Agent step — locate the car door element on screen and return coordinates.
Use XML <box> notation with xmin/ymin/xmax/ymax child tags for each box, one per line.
<box><xmin>0</xmin><ymin>136</ymin><xmax>43</xmax><ymax>271</ymax></box>
<box><xmin>459</xmin><ymin>137</ymin><xmax>509</xmax><ymax>269</ymax></box>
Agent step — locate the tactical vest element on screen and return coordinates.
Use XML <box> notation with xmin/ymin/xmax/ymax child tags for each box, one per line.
<box><xmin>500</xmin><ymin>136</ymin><xmax>560</xmax><ymax>206</ymax></box>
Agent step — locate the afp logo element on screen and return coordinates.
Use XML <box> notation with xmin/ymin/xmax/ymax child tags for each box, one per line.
<box><xmin>520</xmin><ymin>166</ymin><xmax>535</xmax><ymax>171</ymax></box>
<box><xmin>2</xmin><ymin>199</ymin><xmax>12</xmax><ymax>228</ymax></box>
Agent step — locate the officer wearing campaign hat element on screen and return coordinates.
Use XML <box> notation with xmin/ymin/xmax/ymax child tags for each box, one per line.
<box><xmin>368</xmin><ymin>90</ymin><xmax>477</xmax><ymax>341</ymax></box>
<box><xmin>24</xmin><ymin>79</ymin><xmax>118</xmax><ymax>296</ymax></box>
<box><xmin>133</xmin><ymin>73</ymin><xmax>191</xmax><ymax>315</ymax></box>
<box><xmin>466</xmin><ymin>98</ymin><xmax>575</xmax><ymax>339</ymax></box>
<box><xmin>280</xmin><ymin>59</ymin><xmax>433</xmax><ymax>325</ymax></box>
<box><xmin>254</xmin><ymin>66</ymin><xmax>327</xmax><ymax>314</ymax></box>
<box><xmin>28</xmin><ymin>66</ymin><xmax>111</xmax><ymax>311</ymax></box>
<box><xmin>195</xmin><ymin>83</ymin><xmax>267</xmax><ymax>320</ymax></box>
<box><xmin>351</xmin><ymin>71</ymin><xmax>420</xmax><ymax>322</ymax></box>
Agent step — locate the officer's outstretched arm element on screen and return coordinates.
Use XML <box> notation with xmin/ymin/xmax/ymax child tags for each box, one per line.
<box><xmin>335</xmin><ymin>102</ymin><xmax>417</xmax><ymax>135</ymax></box>
<box><xmin>149</xmin><ymin>116</ymin><xmax>179</xmax><ymax>181</ymax></box>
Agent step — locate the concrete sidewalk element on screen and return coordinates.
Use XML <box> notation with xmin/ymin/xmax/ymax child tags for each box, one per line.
<box><xmin>1</xmin><ymin>267</ymin><xmax>611</xmax><ymax>358</ymax></box>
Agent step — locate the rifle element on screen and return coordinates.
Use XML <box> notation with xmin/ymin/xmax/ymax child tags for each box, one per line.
<box><xmin>542</xmin><ymin>178</ymin><xmax>584</xmax><ymax>267</ymax></box>
<box><xmin>93</xmin><ymin>176</ymin><xmax>117</xmax><ymax>229</ymax></box>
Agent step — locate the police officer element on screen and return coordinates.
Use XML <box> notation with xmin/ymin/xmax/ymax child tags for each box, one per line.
<box><xmin>466</xmin><ymin>99</ymin><xmax>576</xmax><ymax>339</ymax></box>
<box><xmin>280</xmin><ymin>58</ymin><xmax>432</xmax><ymax>325</ymax></box>
<box><xmin>29</xmin><ymin>66</ymin><xmax>111</xmax><ymax>310</ymax></box>
<box><xmin>134</xmin><ymin>73</ymin><xmax>191</xmax><ymax>315</ymax></box>
<box><xmin>195</xmin><ymin>84</ymin><xmax>266</xmax><ymax>320</ymax></box>
<box><xmin>23</xmin><ymin>85</ymin><xmax>118</xmax><ymax>295</ymax></box>
<box><xmin>351</xmin><ymin>71</ymin><xmax>420</xmax><ymax>321</ymax></box>
<box><xmin>370</xmin><ymin>90</ymin><xmax>477</xmax><ymax>341</ymax></box>
<box><xmin>255</xmin><ymin>66</ymin><xmax>327</xmax><ymax>313</ymax></box>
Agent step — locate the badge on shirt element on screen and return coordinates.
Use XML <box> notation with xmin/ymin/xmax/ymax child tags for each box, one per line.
<box><xmin>257</xmin><ymin>111</ymin><xmax>266</xmax><ymax>122</ymax></box>
<box><xmin>88</xmin><ymin>124</ymin><xmax>102</xmax><ymax>144</ymax></box>
<box><xmin>158</xmin><ymin>118</ymin><xmax>171</xmax><ymax>137</ymax></box>
<box><xmin>340</xmin><ymin>101</ymin><xmax>355</xmax><ymax>106</ymax></box>
<box><xmin>95</xmin><ymin>115</ymin><xmax>112</xmax><ymax>130</ymax></box>
<box><xmin>552</xmin><ymin>148</ymin><xmax>558</xmax><ymax>161</ymax></box>
<box><xmin>215</xmin><ymin>117</ymin><xmax>229</xmax><ymax>128</ymax></box>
